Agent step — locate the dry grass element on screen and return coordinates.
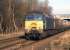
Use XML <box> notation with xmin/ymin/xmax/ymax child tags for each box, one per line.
<box><xmin>49</xmin><ymin>31</ymin><xmax>70</xmax><ymax>50</ymax></box>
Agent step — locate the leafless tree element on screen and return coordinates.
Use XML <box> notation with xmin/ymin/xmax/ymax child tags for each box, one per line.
<box><xmin>2</xmin><ymin>0</ymin><xmax>17</xmax><ymax>33</ymax></box>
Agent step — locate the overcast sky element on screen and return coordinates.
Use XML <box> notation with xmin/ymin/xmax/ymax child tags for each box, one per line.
<box><xmin>49</xmin><ymin>0</ymin><xmax>70</xmax><ymax>14</ymax></box>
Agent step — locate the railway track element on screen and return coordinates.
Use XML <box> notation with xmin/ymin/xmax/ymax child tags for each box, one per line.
<box><xmin>0</xmin><ymin>38</ymin><xmax>26</xmax><ymax>49</ymax></box>
<box><xmin>0</xmin><ymin>29</ymin><xmax>69</xmax><ymax>50</ymax></box>
<box><xmin>0</xmin><ymin>40</ymin><xmax>36</xmax><ymax>50</ymax></box>
<box><xmin>17</xmin><ymin>30</ymin><xmax>70</xmax><ymax>50</ymax></box>
<box><xmin>0</xmin><ymin>36</ymin><xmax>45</xmax><ymax>50</ymax></box>
<box><xmin>0</xmin><ymin>38</ymin><xmax>20</xmax><ymax>43</ymax></box>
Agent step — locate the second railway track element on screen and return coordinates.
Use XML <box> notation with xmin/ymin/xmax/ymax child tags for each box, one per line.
<box><xmin>0</xmin><ymin>37</ymin><xmax>36</xmax><ymax>50</ymax></box>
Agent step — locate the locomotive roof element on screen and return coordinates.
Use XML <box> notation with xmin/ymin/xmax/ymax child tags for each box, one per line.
<box><xmin>27</xmin><ymin>11</ymin><xmax>43</xmax><ymax>15</ymax></box>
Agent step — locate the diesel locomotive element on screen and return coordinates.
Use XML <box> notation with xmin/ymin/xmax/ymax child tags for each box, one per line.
<box><xmin>24</xmin><ymin>11</ymin><xmax>48</xmax><ymax>34</ymax></box>
<box><xmin>23</xmin><ymin>11</ymin><xmax>56</xmax><ymax>40</ymax></box>
<box><xmin>23</xmin><ymin>11</ymin><xmax>70</xmax><ymax>40</ymax></box>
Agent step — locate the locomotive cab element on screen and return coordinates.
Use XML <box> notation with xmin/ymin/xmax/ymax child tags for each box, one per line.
<box><xmin>24</xmin><ymin>12</ymin><xmax>45</xmax><ymax>34</ymax></box>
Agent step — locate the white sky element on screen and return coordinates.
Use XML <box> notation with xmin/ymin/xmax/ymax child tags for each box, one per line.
<box><xmin>49</xmin><ymin>0</ymin><xmax>70</xmax><ymax>14</ymax></box>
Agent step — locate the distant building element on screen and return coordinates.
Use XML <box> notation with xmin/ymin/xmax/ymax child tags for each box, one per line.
<box><xmin>54</xmin><ymin>14</ymin><xmax>70</xmax><ymax>19</ymax></box>
<box><xmin>54</xmin><ymin>14</ymin><xmax>70</xmax><ymax>27</ymax></box>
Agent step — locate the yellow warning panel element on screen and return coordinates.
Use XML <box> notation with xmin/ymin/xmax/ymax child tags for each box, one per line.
<box><xmin>25</xmin><ymin>21</ymin><xmax>43</xmax><ymax>30</ymax></box>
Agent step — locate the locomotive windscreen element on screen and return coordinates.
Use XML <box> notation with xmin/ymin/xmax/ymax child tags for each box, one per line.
<box><xmin>25</xmin><ymin>14</ymin><xmax>43</xmax><ymax>20</ymax></box>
